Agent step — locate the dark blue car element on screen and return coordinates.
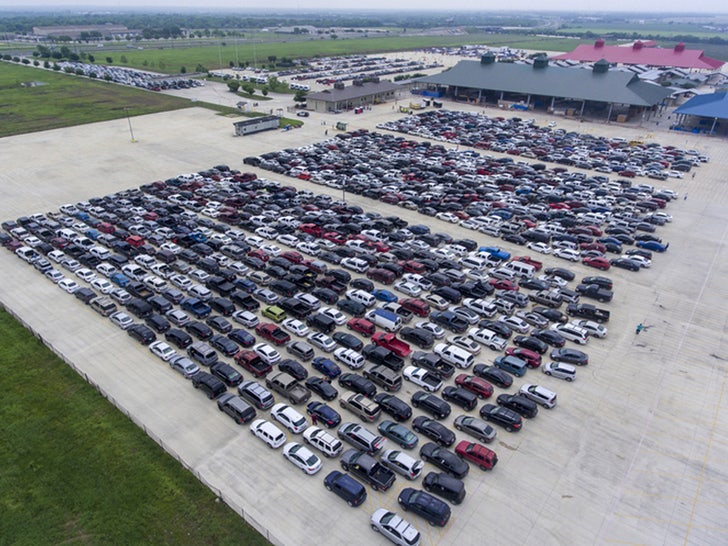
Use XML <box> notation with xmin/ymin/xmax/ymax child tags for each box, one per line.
<box><xmin>636</xmin><ymin>240</ymin><xmax>669</xmax><ymax>252</ymax></box>
<box><xmin>306</xmin><ymin>401</ymin><xmax>341</xmax><ymax>428</ymax></box>
<box><xmin>312</xmin><ymin>356</ymin><xmax>341</xmax><ymax>380</ymax></box>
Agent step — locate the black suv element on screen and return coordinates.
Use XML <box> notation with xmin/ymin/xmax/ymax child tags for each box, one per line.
<box><xmin>399</xmin><ymin>327</ymin><xmax>434</xmax><ymax>350</ymax></box>
<box><xmin>473</xmin><ymin>364</ymin><xmax>513</xmax><ymax>389</ymax></box>
<box><xmin>411</xmin><ymin>391</ymin><xmax>451</xmax><ymax>420</ymax></box>
<box><xmin>497</xmin><ymin>394</ymin><xmax>539</xmax><ymax>419</ymax></box>
<box><xmin>127</xmin><ymin>323</ymin><xmax>156</xmax><ymax>345</ymax></box>
<box><xmin>373</xmin><ymin>393</ymin><xmax>412</xmax><ymax>422</ymax></box>
<box><xmin>165</xmin><ymin>328</ymin><xmax>193</xmax><ymax>349</ymax></box>
<box><xmin>441</xmin><ymin>386</ymin><xmax>478</xmax><ymax>411</ymax></box>
<box><xmin>479</xmin><ymin>404</ymin><xmax>523</xmax><ymax>432</ymax></box>
<box><xmin>306</xmin><ymin>312</ymin><xmax>336</xmax><ymax>334</ymax></box>
<box><xmin>338</xmin><ymin>373</ymin><xmax>376</xmax><ymax>398</ymax></box>
<box><xmin>397</xmin><ymin>487</ymin><xmax>451</xmax><ymax>528</ymax></box>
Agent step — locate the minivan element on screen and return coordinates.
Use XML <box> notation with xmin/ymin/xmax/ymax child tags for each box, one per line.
<box><xmin>187</xmin><ymin>341</ymin><xmax>219</xmax><ymax>366</ymax></box>
<box><xmin>90</xmin><ymin>296</ymin><xmax>117</xmax><ymax>317</ymax></box>
<box><xmin>238</xmin><ymin>380</ymin><xmax>275</xmax><ymax>409</ymax></box>
<box><xmin>191</xmin><ymin>371</ymin><xmax>227</xmax><ymax>399</ymax></box>
<box><xmin>422</xmin><ymin>471</ymin><xmax>466</xmax><ymax>505</ymax></box>
<box><xmin>303</xmin><ymin>426</ymin><xmax>344</xmax><ymax>458</ymax></box>
<box><xmin>494</xmin><ymin>355</ymin><xmax>528</xmax><ymax>377</ymax></box>
<box><xmin>216</xmin><ymin>393</ymin><xmax>257</xmax><ymax>424</ymax></box>
<box><xmin>323</xmin><ymin>470</ymin><xmax>367</xmax><ymax>507</ymax></box>
<box><xmin>363</xmin><ymin>364</ymin><xmax>402</xmax><ymax>392</ymax></box>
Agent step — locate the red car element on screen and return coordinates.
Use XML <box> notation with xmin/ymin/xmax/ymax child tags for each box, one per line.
<box><xmin>582</xmin><ymin>256</ymin><xmax>611</xmax><ymax>271</ymax></box>
<box><xmin>400</xmin><ymin>260</ymin><xmax>426</xmax><ymax>274</ymax></box>
<box><xmin>455</xmin><ymin>374</ymin><xmax>493</xmax><ymax>399</ymax></box>
<box><xmin>504</xmin><ymin>347</ymin><xmax>542</xmax><ymax>368</ymax></box>
<box><xmin>454</xmin><ymin>441</ymin><xmax>498</xmax><ymax>471</ymax></box>
<box><xmin>488</xmin><ymin>278</ymin><xmax>518</xmax><ymax>291</ymax></box>
<box><xmin>512</xmin><ymin>256</ymin><xmax>543</xmax><ymax>271</ymax></box>
<box><xmin>255</xmin><ymin>323</ymin><xmax>291</xmax><ymax>346</ymax></box>
<box><xmin>323</xmin><ymin>232</ymin><xmax>347</xmax><ymax>245</ymax></box>
<box><xmin>248</xmin><ymin>248</ymin><xmax>270</xmax><ymax>262</ymax></box>
<box><xmin>400</xmin><ymin>298</ymin><xmax>430</xmax><ymax>318</ymax></box>
<box><xmin>346</xmin><ymin>318</ymin><xmax>375</xmax><ymax>337</ymax></box>
<box><xmin>579</xmin><ymin>242</ymin><xmax>607</xmax><ymax>253</ymax></box>
<box><xmin>281</xmin><ymin>251</ymin><xmax>303</xmax><ymax>264</ymax></box>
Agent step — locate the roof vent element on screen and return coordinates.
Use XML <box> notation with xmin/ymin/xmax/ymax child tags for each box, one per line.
<box><xmin>595</xmin><ymin>38</ymin><xmax>605</xmax><ymax>48</ymax></box>
<box><xmin>633</xmin><ymin>41</ymin><xmax>643</xmax><ymax>50</ymax></box>
<box><xmin>481</xmin><ymin>52</ymin><xmax>496</xmax><ymax>65</ymax></box>
<box><xmin>333</xmin><ymin>81</ymin><xmax>345</xmax><ymax>90</ymax></box>
<box><xmin>593</xmin><ymin>59</ymin><xmax>610</xmax><ymax>74</ymax></box>
<box><xmin>533</xmin><ymin>55</ymin><xmax>549</xmax><ymax>69</ymax></box>
<box><xmin>352</xmin><ymin>79</ymin><xmax>364</xmax><ymax>87</ymax></box>
<box><xmin>674</xmin><ymin>42</ymin><xmax>685</xmax><ymax>52</ymax></box>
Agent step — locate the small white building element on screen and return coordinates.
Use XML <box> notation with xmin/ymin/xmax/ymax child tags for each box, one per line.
<box><xmin>233</xmin><ymin>115</ymin><xmax>280</xmax><ymax>136</ymax></box>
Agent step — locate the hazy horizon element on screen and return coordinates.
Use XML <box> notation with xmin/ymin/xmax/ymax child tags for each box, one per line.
<box><xmin>1</xmin><ymin>4</ymin><xmax>727</xmax><ymax>15</ymax></box>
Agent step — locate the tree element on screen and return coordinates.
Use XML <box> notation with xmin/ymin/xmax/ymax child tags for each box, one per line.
<box><xmin>106</xmin><ymin>56</ymin><xmax>113</xmax><ymax>64</ymax></box>
<box><xmin>261</xmin><ymin>88</ymin><xmax>268</xmax><ymax>96</ymax></box>
<box><xmin>293</xmin><ymin>91</ymin><xmax>308</xmax><ymax>103</ymax></box>
<box><xmin>33</xmin><ymin>60</ymin><xmax>39</xmax><ymax>66</ymax></box>
<box><xmin>180</xmin><ymin>66</ymin><xmax>186</xmax><ymax>73</ymax></box>
<box><xmin>43</xmin><ymin>60</ymin><xmax>50</xmax><ymax>68</ymax></box>
<box><xmin>88</xmin><ymin>54</ymin><xmax>95</xmax><ymax>62</ymax></box>
<box><xmin>243</xmin><ymin>83</ymin><xmax>254</xmax><ymax>95</ymax></box>
<box><xmin>120</xmin><ymin>55</ymin><xmax>128</xmax><ymax>63</ymax></box>
<box><xmin>267</xmin><ymin>55</ymin><xmax>277</xmax><ymax>62</ymax></box>
<box><xmin>227</xmin><ymin>80</ymin><xmax>240</xmax><ymax>92</ymax></box>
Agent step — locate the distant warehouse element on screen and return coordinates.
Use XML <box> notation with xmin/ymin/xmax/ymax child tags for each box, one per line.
<box><xmin>306</xmin><ymin>79</ymin><xmax>400</xmax><ymax>113</ymax></box>
<box><xmin>32</xmin><ymin>24</ymin><xmax>133</xmax><ymax>40</ymax></box>
<box><xmin>233</xmin><ymin>115</ymin><xmax>280</xmax><ymax>136</ymax></box>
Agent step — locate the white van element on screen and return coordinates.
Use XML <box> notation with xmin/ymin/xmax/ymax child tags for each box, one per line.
<box><xmin>505</xmin><ymin>261</ymin><xmax>535</xmax><ymax>279</ymax></box>
<box><xmin>345</xmin><ymin>289</ymin><xmax>376</xmax><ymax>308</ymax></box>
<box><xmin>460</xmin><ymin>255</ymin><xmax>488</xmax><ymax>271</ymax></box>
<box><xmin>366</xmin><ymin>309</ymin><xmax>402</xmax><ymax>333</ymax></box>
<box><xmin>434</xmin><ymin>343</ymin><xmax>474</xmax><ymax>369</ymax></box>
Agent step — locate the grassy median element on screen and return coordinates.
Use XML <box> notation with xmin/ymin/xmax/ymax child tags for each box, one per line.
<box><xmin>0</xmin><ymin>307</ymin><xmax>269</xmax><ymax>545</ymax></box>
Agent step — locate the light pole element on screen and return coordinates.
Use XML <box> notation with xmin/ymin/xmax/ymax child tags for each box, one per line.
<box><xmin>124</xmin><ymin>107</ymin><xmax>136</xmax><ymax>143</ymax></box>
<box><xmin>342</xmin><ymin>179</ymin><xmax>346</xmax><ymax>203</ymax></box>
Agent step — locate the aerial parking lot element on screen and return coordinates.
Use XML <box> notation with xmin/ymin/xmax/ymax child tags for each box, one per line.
<box><xmin>1</xmin><ymin>100</ymin><xmax>728</xmax><ymax>546</ymax></box>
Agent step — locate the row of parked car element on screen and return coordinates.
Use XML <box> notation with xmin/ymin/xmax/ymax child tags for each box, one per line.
<box><xmin>378</xmin><ymin>109</ymin><xmax>708</xmax><ymax>176</ymax></box>
<box><xmin>246</xmin><ymin>129</ymin><xmax>675</xmax><ymax>270</ymax></box>
<box><xmin>2</xmin><ymin>159</ymin><xmax>627</xmax><ymax>541</ymax></box>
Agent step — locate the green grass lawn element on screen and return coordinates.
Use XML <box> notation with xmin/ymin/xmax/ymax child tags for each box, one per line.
<box><xmin>0</xmin><ymin>61</ymin><xmax>195</xmax><ymax>137</ymax></box>
<box><xmin>0</xmin><ymin>307</ymin><xmax>269</xmax><ymax>545</ymax></box>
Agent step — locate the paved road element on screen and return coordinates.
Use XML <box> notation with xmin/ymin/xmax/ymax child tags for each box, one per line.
<box><xmin>1</xmin><ymin>88</ymin><xmax>727</xmax><ymax>546</ymax></box>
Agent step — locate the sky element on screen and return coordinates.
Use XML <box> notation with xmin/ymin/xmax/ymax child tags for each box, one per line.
<box><xmin>4</xmin><ymin>2</ymin><xmax>728</xmax><ymax>14</ymax></box>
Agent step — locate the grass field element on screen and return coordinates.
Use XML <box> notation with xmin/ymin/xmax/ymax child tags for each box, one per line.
<box><xmin>102</xmin><ymin>33</ymin><xmax>531</xmax><ymax>73</ymax></box>
<box><xmin>0</xmin><ymin>62</ymin><xmax>195</xmax><ymax>137</ymax></box>
<box><xmin>0</xmin><ymin>306</ymin><xmax>269</xmax><ymax>545</ymax></box>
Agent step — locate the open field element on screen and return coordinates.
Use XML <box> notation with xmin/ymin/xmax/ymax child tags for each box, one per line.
<box><xmin>0</xmin><ymin>62</ymin><xmax>194</xmax><ymax>137</ymax></box>
<box><xmin>0</xmin><ymin>307</ymin><xmax>269</xmax><ymax>545</ymax></box>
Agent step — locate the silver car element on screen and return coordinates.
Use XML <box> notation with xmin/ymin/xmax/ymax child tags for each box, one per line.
<box><xmin>168</xmin><ymin>355</ymin><xmax>200</xmax><ymax>379</ymax></box>
<box><xmin>380</xmin><ymin>449</ymin><xmax>424</xmax><ymax>480</ymax></box>
<box><xmin>453</xmin><ymin>415</ymin><xmax>497</xmax><ymax>443</ymax></box>
<box><xmin>370</xmin><ymin>509</ymin><xmax>421</xmax><ymax>546</ymax></box>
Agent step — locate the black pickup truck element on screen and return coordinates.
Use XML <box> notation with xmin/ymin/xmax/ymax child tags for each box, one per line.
<box><xmin>362</xmin><ymin>344</ymin><xmax>404</xmax><ymax>372</ymax></box>
<box><xmin>340</xmin><ymin>449</ymin><xmax>396</xmax><ymax>492</ymax></box>
<box><xmin>566</xmin><ymin>303</ymin><xmax>610</xmax><ymax>323</ymax></box>
<box><xmin>575</xmin><ymin>283</ymin><xmax>613</xmax><ymax>303</ymax></box>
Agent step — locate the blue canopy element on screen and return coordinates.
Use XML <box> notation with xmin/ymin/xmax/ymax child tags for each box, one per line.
<box><xmin>674</xmin><ymin>91</ymin><xmax>728</xmax><ymax>120</ymax></box>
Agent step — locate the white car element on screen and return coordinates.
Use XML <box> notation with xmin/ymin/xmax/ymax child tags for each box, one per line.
<box><xmin>253</xmin><ymin>342</ymin><xmax>281</xmax><ymax>365</ymax></box>
<box><xmin>295</xmin><ymin>292</ymin><xmax>321</xmax><ymax>311</ymax></box>
<box><xmin>170</xmin><ymin>274</ymin><xmax>192</xmax><ymax>290</ymax></box>
<box><xmin>497</xmin><ymin>315</ymin><xmax>531</xmax><ymax>334</ymax></box>
<box><xmin>91</xmin><ymin>278</ymin><xmax>114</xmax><ymax>294</ymax></box>
<box><xmin>271</xmin><ymin>403</ymin><xmax>309</xmax><ymax>434</ymax></box>
<box><xmin>380</xmin><ymin>449</ymin><xmax>424</xmax><ymax>480</ymax></box>
<box><xmin>527</xmin><ymin>242</ymin><xmax>552</xmax><ymax>255</ymax></box>
<box><xmin>143</xmin><ymin>275</ymin><xmax>168</xmax><ymax>293</ymax></box>
<box><xmin>89</xmin><ymin>246</ymin><xmax>110</xmax><ymax>260</ymax></box>
<box><xmin>307</xmin><ymin>332</ymin><xmax>337</xmax><ymax>352</ymax></box>
<box><xmin>537</xmin><ymin>274</ymin><xmax>568</xmax><ymax>289</ymax></box>
<box><xmin>160</xmin><ymin>242</ymin><xmax>182</xmax><ymax>254</ymax></box>
<box><xmin>261</xmin><ymin>243</ymin><xmax>282</xmax><ymax>256</ymax></box>
<box><xmin>44</xmin><ymin>269</ymin><xmax>65</xmax><ymax>284</ymax></box>
<box><xmin>519</xmin><ymin>384</ymin><xmax>558</xmax><ymax>408</ymax></box>
<box><xmin>95</xmin><ymin>263</ymin><xmax>117</xmax><ymax>278</ymax></box>
<box><xmin>134</xmin><ymin>254</ymin><xmax>156</xmax><ymax>268</ymax></box>
<box><xmin>370</xmin><ymin>509</ymin><xmax>421</xmax><ymax>546</ymax></box>
<box><xmin>48</xmin><ymin>250</ymin><xmax>66</xmax><ymax>263</ymax></box>
<box><xmin>109</xmin><ymin>311</ymin><xmax>134</xmax><ymax>330</ymax></box>
<box><xmin>666</xmin><ymin>170</ymin><xmax>684</xmax><ymax>179</ymax></box>
<box><xmin>246</xmin><ymin>235</ymin><xmax>265</xmax><ymax>248</ymax></box>
<box><xmin>571</xmin><ymin>319</ymin><xmax>608</xmax><ymax>338</ymax></box>
<box><xmin>228</xmin><ymin>261</ymin><xmax>250</xmax><ymax>275</ymax></box>
<box><xmin>168</xmin><ymin>355</ymin><xmax>200</xmax><ymax>379</ymax></box>
<box><xmin>446</xmin><ymin>335</ymin><xmax>482</xmax><ymax>355</ymax></box>
<box><xmin>542</xmin><ymin>361</ymin><xmax>576</xmax><ymax>382</ymax></box>
<box><xmin>414</xmin><ymin>321</ymin><xmax>446</xmax><ymax>339</ymax></box>
<box><xmin>320</xmin><ymin>306</ymin><xmax>347</xmax><ymax>326</ymax></box>
<box><xmin>394</xmin><ymin>281</ymin><xmax>422</xmax><ymax>297</ymax></box>
<box><xmin>652</xmin><ymin>212</ymin><xmax>673</xmax><ymax>223</ymax></box>
<box><xmin>436</xmin><ymin>212</ymin><xmax>459</xmax><ymax>223</ymax></box>
<box><xmin>75</xmin><ymin>268</ymin><xmax>96</xmax><ymax>283</ymax></box>
<box><xmin>248</xmin><ymin>271</ymin><xmax>271</xmax><ymax>286</ymax></box>
<box><xmin>232</xmin><ymin>310</ymin><xmax>259</xmax><ymax>328</ymax></box>
<box><xmin>250</xmin><ymin>419</ymin><xmax>287</xmax><ymax>449</ymax></box>
<box><xmin>149</xmin><ymin>340</ymin><xmax>177</xmax><ymax>362</ymax></box>
<box><xmin>189</xmin><ymin>269</ymin><xmax>210</xmax><ymax>283</ymax></box>
<box><xmin>466</xmin><ymin>327</ymin><xmax>507</xmax><ymax>351</ymax></box>
<box><xmin>422</xmin><ymin>294</ymin><xmax>449</xmax><ymax>311</ymax></box>
<box><xmin>282</xmin><ymin>318</ymin><xmax>309</xmax><ymax>337</ymax></box>
<box><xmin>188</xmin><ymin>284</ymin><xmax>212</xmax><ymax>301</ymax></box>
<box><xmin>402</xmin><ymin>273</ymin><xmax>433</xmax><ymax>291</ymax></box>
<box><xmin>58</xmin><ymin>278</ymin><xmax>79</xmax><ymax>293</ymax></box>
<box><xmin>623</xmin><ymin>254</ymin><xmax>651</xmax><ymax>268</ymax></box>
<box><xmin>277</xmin><ymin>234</ymin><xmax>299</xmax><ymax>247</ymax></box>
<box><xmin>282</xmin><ymin>442</ymin><xmax>322</xmax><ymax>475</ymax></box>
<box><xmin>553</xmin><ymin>248</ymin><xmax>581</xmax><ymax>262</ymax></box>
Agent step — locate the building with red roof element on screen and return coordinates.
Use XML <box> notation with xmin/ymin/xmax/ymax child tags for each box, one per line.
<box><xmin>553</xmin><ymin>40</ymin><xmax>724</xmax><ymax>71</ymax></box>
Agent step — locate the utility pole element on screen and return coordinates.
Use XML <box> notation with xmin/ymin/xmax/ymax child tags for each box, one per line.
<box><xmin>124</xmin><ymin>107</ymin><xmax>136</xmax><ymax>143</ymax></box>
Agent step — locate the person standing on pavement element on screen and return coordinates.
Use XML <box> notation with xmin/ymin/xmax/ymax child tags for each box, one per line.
<box><xmin>311</xmin><ymin>413</ymin><xmax>318</xmax><ymax>426</ymax></box>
